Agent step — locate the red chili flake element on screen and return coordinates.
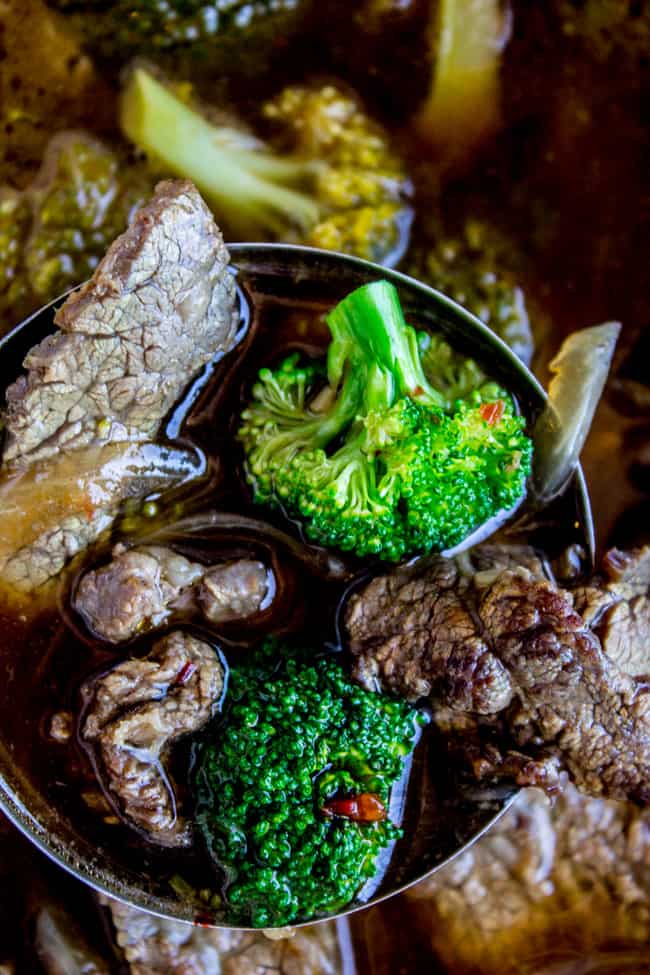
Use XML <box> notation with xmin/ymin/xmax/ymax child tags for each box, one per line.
<box><xmin>322</xmin><ymin>792</ymin><xmax>387</xmax><ymax>822</ymax></box>
<box><xmin>411</xmin><ymin>385</ymin><xmax>425</xmax><ymax>397</ymax></box>
<box><xmin>173</xmin><ymin>661</ymin><xmax>196</xmax><ymax>686</ymax></box>
<box><xmin>193</xmin><ymin>911</ymin><xmax>213</xmax><ymax>927</ymax></box>
<box><xmin>479</xmin><ymin>400</ymin><xmax>505</xmax><ymax>426</ymax></box>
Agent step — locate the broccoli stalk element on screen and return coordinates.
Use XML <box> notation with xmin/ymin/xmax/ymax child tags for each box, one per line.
<box><xmin>120</xmin><ymin>67</ymin><xmax>321</xmax><ymax>238</ymax></box>
<box><xmin>326</xmin><ymin>282</ymin><xmax>445</xmax><ymax>411</ymax></box>
<box><xmin>416</xmin><ymin>0</ymin><xmax>508</xmax><ymax>165</ymax></box>
<box><xmin>120</xmin><ymin>68</ymin><xmax>412</xmax><ymax>262</ymax></box>
<box><xmin>239</xmin><ymin>280</ymin><xmax>533</xmax><ymax>561</ymax></box>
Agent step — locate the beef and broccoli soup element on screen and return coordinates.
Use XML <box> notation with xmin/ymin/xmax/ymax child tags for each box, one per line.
<box><xmin>0</xmin><ymin>176</ymin><xmax>646</xmax><ymax>932</ymax></box>
<box><xmin>0</xmin><ymin>179</ymin><xmax>538</xmax><ymax>926</ymax></box>
<box><xmin>0</xmin><ymin>0</ymin><xmax>648</xmax><ymax>958</ymax></box>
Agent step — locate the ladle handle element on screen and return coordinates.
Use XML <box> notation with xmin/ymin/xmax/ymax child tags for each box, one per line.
<box><xmin>532</xmin><ymin>321</ymin><xmax>620</xmax><ymax>504</ymax></box>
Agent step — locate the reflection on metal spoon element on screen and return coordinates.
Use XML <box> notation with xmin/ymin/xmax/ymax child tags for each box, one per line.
<box><xmin>533</xmin><ymin>322</ymin><xmax>620</xmax><ymax>503</ymax></box>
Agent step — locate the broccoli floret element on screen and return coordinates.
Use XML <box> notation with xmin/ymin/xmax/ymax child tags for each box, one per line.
<box><xmin>47</xmin><ymin>0</ymin><xmax>310</xmax><ymax>77</ymax></box>
<box><xmin>0</xmin><ymin>190</ymin><xmax>32</xmax><ymax>327</ymax></box>
<box><xmin>0</xmin><ymin>133</ymin><xmax>152</xmax><ymax>333</ymax></box>
<box><xmin>418</xmin><ymin>331</ymin><xmax>493</xmax><ymax>407</ymax></box>
<box><xmin>407</xmin><ymin>218</ymin><xmax>535</xmax><ymax>365</ymax></box>
<box><xmin>120</xmin><ymin>67</ymin><xmax>412</xmax><ymax>264</ymax></box>
<box><xmin>238</xmin><ymin>279</ymin><xmax>532</xmax><ymax>562</ymax></box>
<box><xmin>195</xmin><ymin>639</ymin><xmax>421</xmax><ymax>927</ymax></box>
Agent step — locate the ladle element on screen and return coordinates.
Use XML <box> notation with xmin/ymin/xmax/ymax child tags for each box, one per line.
<box><xmin>0</xmin><ymin>244</ymin><xmax>595</xmax><ymax>929</ymax></box>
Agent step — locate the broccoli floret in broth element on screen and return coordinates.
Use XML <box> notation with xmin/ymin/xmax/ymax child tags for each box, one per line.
<box><xmin>120</xmin><ymin>68</ymin><xmax>413</xmax><ymax>265</ymax></box>
<box><xmin>47</xmin><ymin>0</ymin><xmax>311</xmax><ymax>76</ymax></box>
<box><xmin>0</xmin><ymin>133</ymin><xmax>152</xmax><ymax>333</ymax></box>
<box><xmin>265</xmin><ymin>83</ymin><xmax>413</xmax><ymax>264</ymax></box>
<box><xmin>238</xmin><ymin>280</ymin><xmax>532</xmax><ymax>562</ymax></box>
<box><xmin>0</xmin><ymin>0</ymin><xmax>115</xmax><ymax>189</ymax></box>
<box><xmin>0</xmin><ymin>191</ymin><xmax>32</xmax><ymax>326</ymax></box>
<box><xmin>418</xmin><ymin>331</ymin><xmax>490</xmax><ymax>407</ymax></box>
<box><xmin>195</xmin><ymin>639</ymin><xmax>422</xmax><ymax>927</ymax></box>
<box><xmin>408</xmin><ymin>218</ymin><xmax>535</xmax><ymax>365</ymax></box>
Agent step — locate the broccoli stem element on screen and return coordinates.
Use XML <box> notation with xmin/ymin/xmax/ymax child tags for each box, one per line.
<box><xmin>120</xmin><ymin>67</ymin><xmax>322</xmax><ymax>237</ymax></box>
<box><xmin>310</xmin><ymin>363</ymin><xmax>367</xmax><ymax>446</ymax></box>
<box><xmin>326</xmin><ymin>281</ymin><xmax>446</xmax><ymax>411</ymax></box>
<box><xmin>416</xmin><ymin>0</ymin><xmax>504</xmax><ymax>167</ymax></box>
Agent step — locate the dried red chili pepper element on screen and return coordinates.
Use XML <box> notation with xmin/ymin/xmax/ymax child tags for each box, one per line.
<box><xmin>322</xmin><ymin>792</ymin><xmax>387</xmax><ymax>822</ymax></box>
<box><xmin>173</xmin><ymin>661</ymin><xmax>196</xmax><ymax>686</ymax></box>
<box><xmin>479</xmin><ymin>400</ymin><xmax>505</xmax><ymax>426</ymax></box>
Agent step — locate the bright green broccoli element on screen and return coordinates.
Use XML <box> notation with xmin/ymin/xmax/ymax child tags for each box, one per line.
<box><xmin>407</xmin><ymin>218</ymin><xmax>535</xmax><ymax>365</ymax></box>
<box><xmin>47</xmin><ymin>0</ymin><xmax>311</xmax><ymax>77</ymax></box>
<box><xmin>195</xmin><ymin>639</ymin><xmax>421</xmax><ymax>927</ymax></box>
<box><xmin>418</xmin><ymin>330</ymin><xmax>489</xmax><ymax>405</ymax></box>
<box><xmin>120</xmin><ymin>67</ymin><xmax>412</xmax><ymax>264</ymax></box>
<box><xmin>0</xmin><ymin>132</ymin><xmax>152</xmax><ymax>333</ymax></box>
<box><xmin>238</xmin><ymin>279</ymin><xmax>532</xmax><ymax>562</ymax></box>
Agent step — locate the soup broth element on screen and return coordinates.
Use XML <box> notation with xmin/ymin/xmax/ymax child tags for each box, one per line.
<box><xmin>0</xmin><ymin>260</ymin><xmax>593</xmax><ymax>923</ymax></box>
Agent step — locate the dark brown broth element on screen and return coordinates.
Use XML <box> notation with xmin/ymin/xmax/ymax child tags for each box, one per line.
<box><xmin>0</xmin><ymin>291</ymin><xmax>388</xmax><ymax>902</ymax></box>
<box><xmin>0</xmin><ymin>277</ymin><xmax>584</xmax><ymax>915</ymax></box>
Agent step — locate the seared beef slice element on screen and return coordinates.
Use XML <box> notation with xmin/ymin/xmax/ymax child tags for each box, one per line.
<box><xmin>479</xmin><ymin>569</ymin><xmax>650</xmax><ymax>803</ymax></box>
<box><xmin>82</xmin><ymin>631</ymin><xmax>223</xmax><ymax>845</ymax></box>
<box><xmin>3</xmin><ymin>179</ymin><xmax>236</xmax><ymax>465</ymax></box>
<box><xmin>75</xmin><ymin>545</ymin><xmax>205</xmax><ymax>643</ymax></box>
<box><xmin>0</xmin><ymin>180</ymin><xmax>238</xmax><ymax>591</ymax></box>
<box><xmin>574</xmin><ymin>546</ymin><xmax>650</xmax><ymax>678</ymax></box>
<box><xmin>75</xmin><ymin>544</ymin><xmax>270</xmax><ymax>642</ymax></box>
<box><xmin>408</xmin><ymin>784</ymin><xmax>650</xmax><ymax>973</ymax></box>
<box><xmin>107</xmin><ymin>900</ymin><xmax>343</xmax><ymax>975</ymax></box>
<box><xmin>346</xmin><ymin>551</ymin><xmax>650</xmax><ymax>803</ymax></box>
<box><xmin>106</xmin><ymin>897</ymin><xmax>342</xmax><ymax>975</ymax></box>
<box><xmin>346</xmin><ymin>556</ymin><xmax>515</xmax><ymax>713</ymax></box>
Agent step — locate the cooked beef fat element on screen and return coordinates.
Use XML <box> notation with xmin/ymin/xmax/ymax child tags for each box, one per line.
<box><xmin>198</xmin><ymin>559</ymin><xmax>270</xmax><ymax>624</ymax></box>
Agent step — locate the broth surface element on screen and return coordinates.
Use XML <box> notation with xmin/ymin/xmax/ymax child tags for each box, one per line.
<box><xmin>0</xmin><ymin>277</ymin><xmax>567</xmax><ymax>921</ymax></box>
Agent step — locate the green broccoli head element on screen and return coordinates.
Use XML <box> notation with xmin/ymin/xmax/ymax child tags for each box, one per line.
<box><xmin>47</xmin><ymin>0</ymin><xmax>310</xmax><ymax>77</ymax></box>
<box><xmin>418</xmin><ymin>330</ymin><xmax>491</xmax><ymax>408</ymax></box>
<box><xmin>238</xmin><ymin>280</ymin><xmax>532</xmax><ymax>562</ymax></box>
<box><xmin>263</xmin><ymin>83</ymin><xmax>413</xmax><ymax>263</ymax></box>
<box><xmin>0</xmin><ymin>133</ymin><xmax>152</xmax><ymax>333</ymax></box>
<box><xmin>120</xmin><ymin>67</ymin><xmax>412</xmax><ymax>265</ymax></box>
<box><xmin>407</xmin><ymin>218</ymin><xmax>535</xmax><ymax>366</ymax></box>
<box><xmin>195</xmin><ymin>639</ymin><xmax>420</xmax><ymax>926</ymax></box>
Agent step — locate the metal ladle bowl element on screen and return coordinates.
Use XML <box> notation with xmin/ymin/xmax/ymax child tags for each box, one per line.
<box><xmin>0</xmin><ymin>244</ymin><xmax>593</xmax><ymax>929</ymax></box>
